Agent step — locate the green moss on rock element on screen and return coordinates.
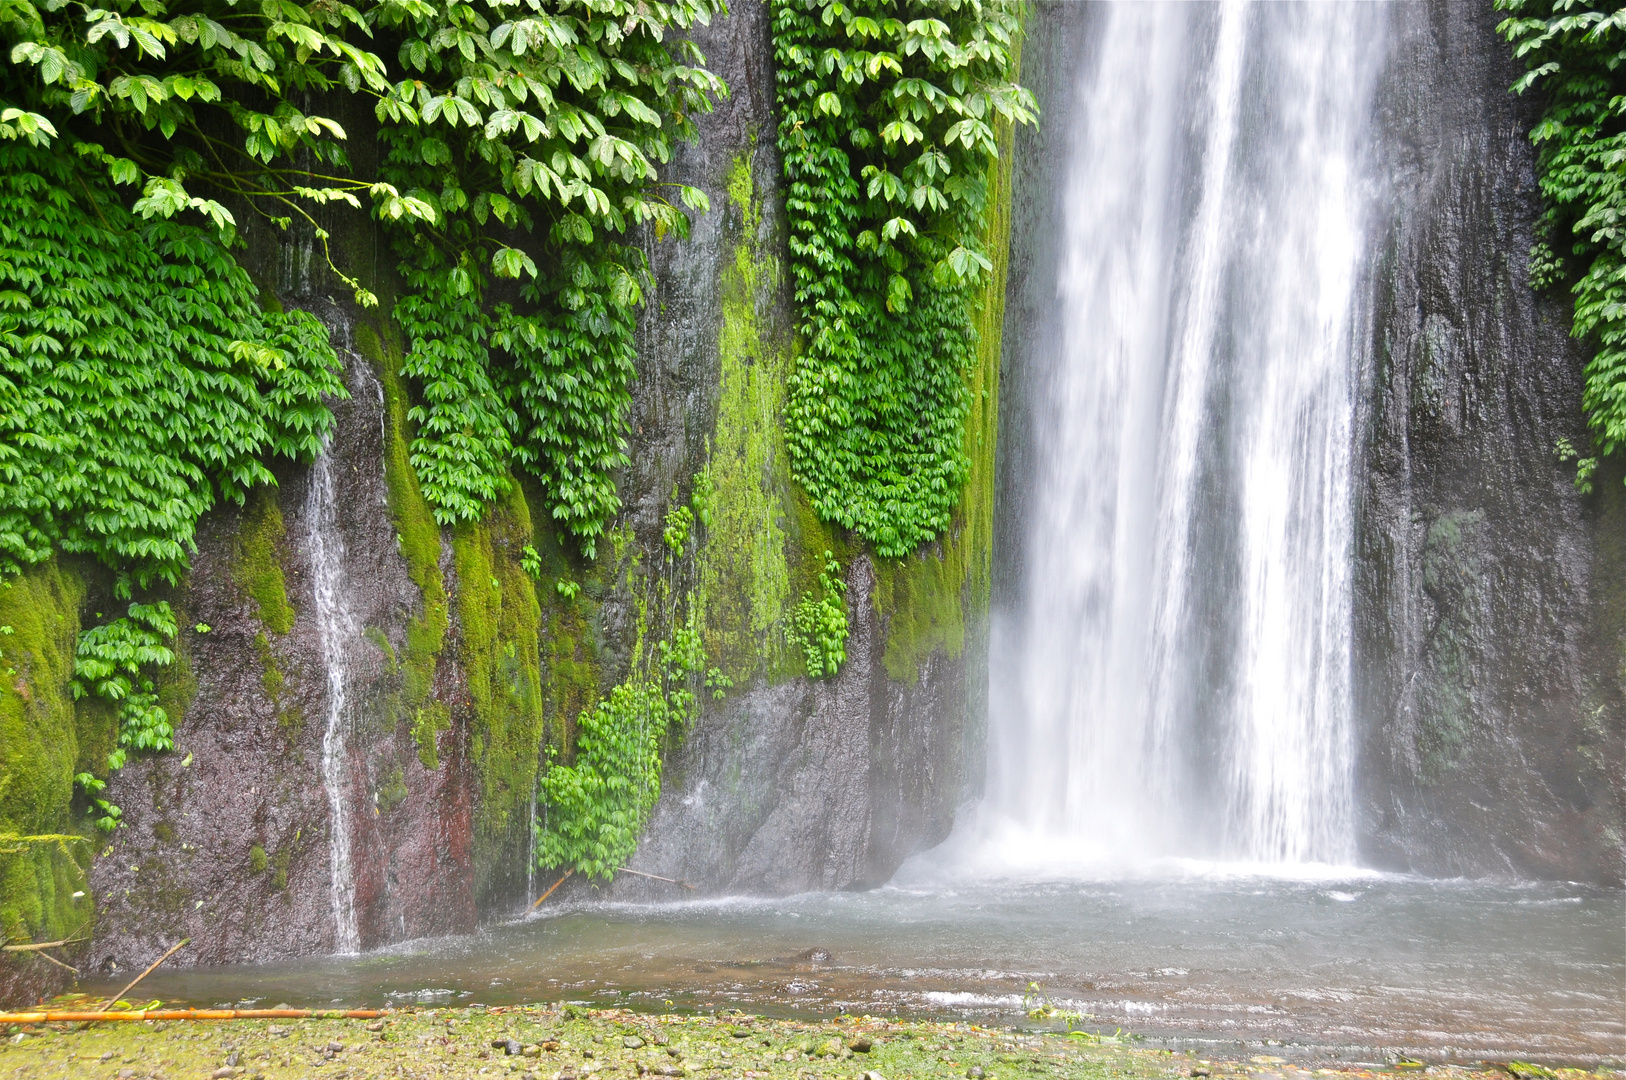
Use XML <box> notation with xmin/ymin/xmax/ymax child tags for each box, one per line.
<box><xmin>695</xmin><ymin>153</ymin><xmax>843</xmax><ymax>686</ymax></box>
<box><xmin>254</xmin><ymin>630</ymin><xmax>301</xmax><ymax>738</ymax></box>
<box><xmin>271</xmin><ymin>845</ymin><xmax>289</xmax><ymax>891</ymax></box>
<box><xmin>356</xmin><ymin>321</ymin><xmax>452</xmax><ymax>758</ymax></box>
<box><xmin>376</xmin><ymin>764</ymin><xmax>409</xmax><ymax>813</ymax></box>
<box><xmin>0</xmin><ymin>560</ymin><xmax>92</xmax><ymax>955</ymax></box>
<box><xmin>453</xmin><ymin>483</ymin><xmax>544</xmax><ymax>881</ymax></box>
<box><xmin>234</xmin><ymin>487</ymin><xmax>296</xmax><ymax>634</ymax></box>
<box><xmin>412</xmin><ymin>702</ymin><xmax>451</xmax><ymax>770</ymax></box>
<box><xmin>520</xmin><ymin>495</ymin><xmax>603</xmax><ymax>762</ymax></box>
<box><xmin>156</xmin><ymin>616</ymin><xmax>199</xmax><ymax>739</ymax></box>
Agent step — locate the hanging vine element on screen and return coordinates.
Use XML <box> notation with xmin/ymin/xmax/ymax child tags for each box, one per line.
<box><xmin>772</xmin><ymin>0</ymin><xmax>1034</xmax><ymax>557</ymax></box>
<box><xmin>1498</xmin><ymin>0</ymin><xmax>1626</xmax><ymax>489</ymax></box>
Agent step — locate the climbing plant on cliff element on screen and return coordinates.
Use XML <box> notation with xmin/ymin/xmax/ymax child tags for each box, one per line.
<box><xmin>535</xmin><ymin>611</ymin><xmax>717</xmax><ymax>878</ymax></box>
<box><xmin>0</xmin><ymin>140</ymin><xmax>342</xmax><ymax>820</ymax></box>
<box><xmin>1498</xmin><ymin>0</ymin><xmax>1626</xmax><ymax>487</ymax></box>
<box><xmin>0</xmin><ymin>144</ymin><xmax>343</xmax><ymax>587</ymax></box>
<box><xmin>374</xmin><ymin>0</ymin><xmax>726</xmax><ymax>552</ymax></box>
<box><xmin>2</xmin><ymin>0</ymin><xmax>727</xmax><ymax>556</ymax></box>
<box><xmin>772</xmin><ymin>0</ymin><xmax>1034</xmax><ymax>557</ymax></box>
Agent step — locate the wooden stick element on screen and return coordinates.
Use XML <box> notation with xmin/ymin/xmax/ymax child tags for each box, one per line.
<box><xmin>26</xmin><ymin>950</ymin><xmax>78</xmax><ymax>975</ymax></box>
<box><xmin>2</xmin><ymin>937</ymin><xmax>87</xmax><ymax>952</ymax></box>
<box><xmin>528</xmin><ymin>869</ymin><xmax>572</xmax><ymax>910</ymax></box>
<box><xmin>0</xmin><ymin>1008</ymin><xmax>386</xmax><ymax>1023</ymax></box>
<box><xmin>615</xmin><ymin>867</ymin><xmax>697</xmax><ymax>889</ymax></box>
<box><xmin>96</xmin><ymin>938</ymin><xmax>188</xmax><ymax>1013</ymax></box>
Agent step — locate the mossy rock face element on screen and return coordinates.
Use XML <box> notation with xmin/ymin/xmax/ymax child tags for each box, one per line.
<box><xmin>692</xmin><ymin>152</ymin><xmax>842</xmax><ymax>688</ymax></box>
<box><xmin>234</xmin><ymin>487</ymin><xmax>296</xmax><ymax>634</ymax></box>
<box><xmin>0</xmin><ymin>559</ymin><xmax>94</xmax><ymax>1004</ymax></box>
<box><xmin>360</xmin><ymin>320</ymin><xmax>452</xmax><ymax>751</ymax></box>
<box><xmin>363</xmin><ymin>319</ymin><xmax>541</xmax><ymax>914</ymax></box>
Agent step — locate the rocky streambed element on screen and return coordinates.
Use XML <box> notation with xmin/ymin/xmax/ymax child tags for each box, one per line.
<box><xmin>0</xmin><ymin>1006</ymin><xmax>1618</xmax><ymax>1080</ymax></box>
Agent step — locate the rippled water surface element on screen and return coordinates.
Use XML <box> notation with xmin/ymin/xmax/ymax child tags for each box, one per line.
<box><xmin>88</xmin><ymin>874</ymin><xmax>1623</xmax><ymax>1063</ymax></box>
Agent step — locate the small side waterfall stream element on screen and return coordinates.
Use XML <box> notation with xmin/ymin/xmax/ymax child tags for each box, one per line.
<box><xmin>308</xmin><ymin>424</ymin><xmax>361</xmax><ymax>954</ymax></box>
<box><xmin>965</xmin><ymin>2</ymin><xmax>1389</xmax><ymax>871</ymax></box>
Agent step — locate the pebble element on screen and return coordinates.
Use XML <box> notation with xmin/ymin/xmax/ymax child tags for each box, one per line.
<box><xmin>967</xmin><ymin>1068</ymin><xmax>986</xmax><ymax>1079</ymax></box>
<box><xmin>623</xmin><ymin>1036</ymin><xmax>645</xmax><ymax>1049</ymax></box>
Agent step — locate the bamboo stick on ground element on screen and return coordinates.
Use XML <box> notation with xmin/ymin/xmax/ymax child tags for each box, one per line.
<box><xmin>0</xmin><ymin>1009</ymin><xmax>386</xmax><ymax>1023</ymax></box>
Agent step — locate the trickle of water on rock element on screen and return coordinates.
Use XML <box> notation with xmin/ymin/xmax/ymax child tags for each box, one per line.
<box><xmin>308</xmin><ymin>416</ymin><xmax>360</xmax><ymax>954</ymax></box>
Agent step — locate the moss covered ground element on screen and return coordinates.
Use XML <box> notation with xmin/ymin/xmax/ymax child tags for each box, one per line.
<box><xmin>0</xmin><ymin>1007</ymin><xmax>1608</xmax><ymax>1080</ymax></box>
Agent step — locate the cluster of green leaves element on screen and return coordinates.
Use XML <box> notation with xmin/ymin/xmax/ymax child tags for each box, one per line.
<box><xmin>0</xmin><ymin>143</ymin><xmax>344</xmax><ymax>586</ymax></box>
<box><xmin>773</xmin><ymin>0</ymin><xmax>1033</xmax><ymax>556</ymax></box>
<box><xmin>376</xmin><ymin>0</ymin><xmax>725</xmax><ymax>553</ymax></box>
<box><xmin>1498</xmin><ymin>0</ymin><xmax>1626</xmax><ymax>485</ymax></box>
<box><xmin>3</xmin><ymin>0</ymin><xmax>728</xmax><ymax>554</ymax></box>
<box><xmin>789</xmin><ymin>549</ymin><xmax>847</xmax><ymax>677</ymax></box>
<box><xmin>0</xmin><ymin>126</ymin><xmax>340</xmax><ymax>815</ymax></box>
<box><xmin>0</xmin><ymin>0</ymin><xmax>393</xmax><ymax>301</ymax></box>
<box><xmin>70</xmin><ymin>600</ymin><xmax>177</xmax><ymax>830</ymax></box>
<box><xmin>535</xmin><ymin>614</ymin><xmax>712</xmax><ymax>878</ymax></box>
<box><xmin>663</xmin><ymin>503</ymin><xmax>694</xmax><ymax>554</ymax></box>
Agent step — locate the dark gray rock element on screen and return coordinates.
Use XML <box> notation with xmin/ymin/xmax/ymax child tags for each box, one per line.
<box><xmin>1354</xmin><ymin>0</ymin><xmax>1624</xmax><ymax>882</ymax></box>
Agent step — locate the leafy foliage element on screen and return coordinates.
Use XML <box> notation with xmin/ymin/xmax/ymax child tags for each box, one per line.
<box><xmin>2</xmin><ymin>0</ymin><xmax>728</xmax><ymax>552</ymax></box>
<box><xmin>535</xmin><ymin>614</ymin><xmax>710</xmax><ymax>878</ymax></box>
<box><xmin>70</xmin><ymin>599</ymin><xmax>178</xmax><ymax>830</ymax></box>
<box><xmin>1498</xmin><ymin>0</ymin><xmax>1626</xmax><ymax>478</ymax></box>
<box><xmin>772</xmin><ymin>0</ymin><xmax>1034</xmax><ymax>556</ymax></box>
<box><xmin>0</xmin><ymin>143</ymin><xmax>343</xmax><ymax>587</ymax></box>
<box><xmin>375</xmin><ymin>0</ymin><xmax>726</xmax><ymax>551</ymax></box>
<box><xmin>0</xmin><ymin>134</ymin><xmax>340</xmax><ymax>814</ymax></box>
<box><xmin>789</xmin><ymin>550</ymin><xmax>847</xmax><ymax>677</ymax></box>
<box><xmin>0</xmin><ymin>0</ymin><xmax>392</xmax><ymax>301</ymax></box>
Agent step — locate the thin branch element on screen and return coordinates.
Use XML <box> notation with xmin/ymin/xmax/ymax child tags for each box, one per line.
<box><xmin>96</xmin><ymin>938</ymin><xmax>188</xmax><ymax>1013</ymax></box>
<box><xmin>2</xmin><ymin>937</ymin><xmax>88</xmax><ymax>952</ymax></box>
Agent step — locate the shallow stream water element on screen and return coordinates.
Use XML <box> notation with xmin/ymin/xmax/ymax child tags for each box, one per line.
<box><xmin>85</xmin><ymin>872</ymin><xmax>1623</xmax><ymax>1065</ymax></box>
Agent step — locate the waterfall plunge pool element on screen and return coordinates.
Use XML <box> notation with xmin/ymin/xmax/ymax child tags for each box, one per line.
<box><xmin>81</xmin><ymin>872</ymin><xmax>1623</xmax><ymax>1065</ymax></box>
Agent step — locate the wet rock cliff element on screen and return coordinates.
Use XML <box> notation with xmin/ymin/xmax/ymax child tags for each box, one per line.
<box><xmin>1</xmin><ymin>0</ymin><xmax>1005</xmax><ymax>1002</ymax></box>
<box><xmin>1354</xmin><ymin>0</ymin><xmax>1625</xmax><ymax>883</ymax></box>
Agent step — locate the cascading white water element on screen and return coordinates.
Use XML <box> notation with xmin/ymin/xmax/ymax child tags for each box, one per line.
<box><xmin>969</xmin><ymin>2</ymin><xmax>1387</xmax><ymax>871</ymax></box>
<box><xmin>308</xmin><ymin>432</ymin><xmax>361</xmax><ymax>953</ymax></box>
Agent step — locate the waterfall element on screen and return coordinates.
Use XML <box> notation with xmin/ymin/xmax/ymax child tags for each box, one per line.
<box><xmin>308</xmin><ymin>428</ymin><xmax>361</xmax><ymax>953</ymax></box>
<box><xmin>971</xmin><ymin>2</ymin><xmax>1387</xmax><ymax>871</ymax></box>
